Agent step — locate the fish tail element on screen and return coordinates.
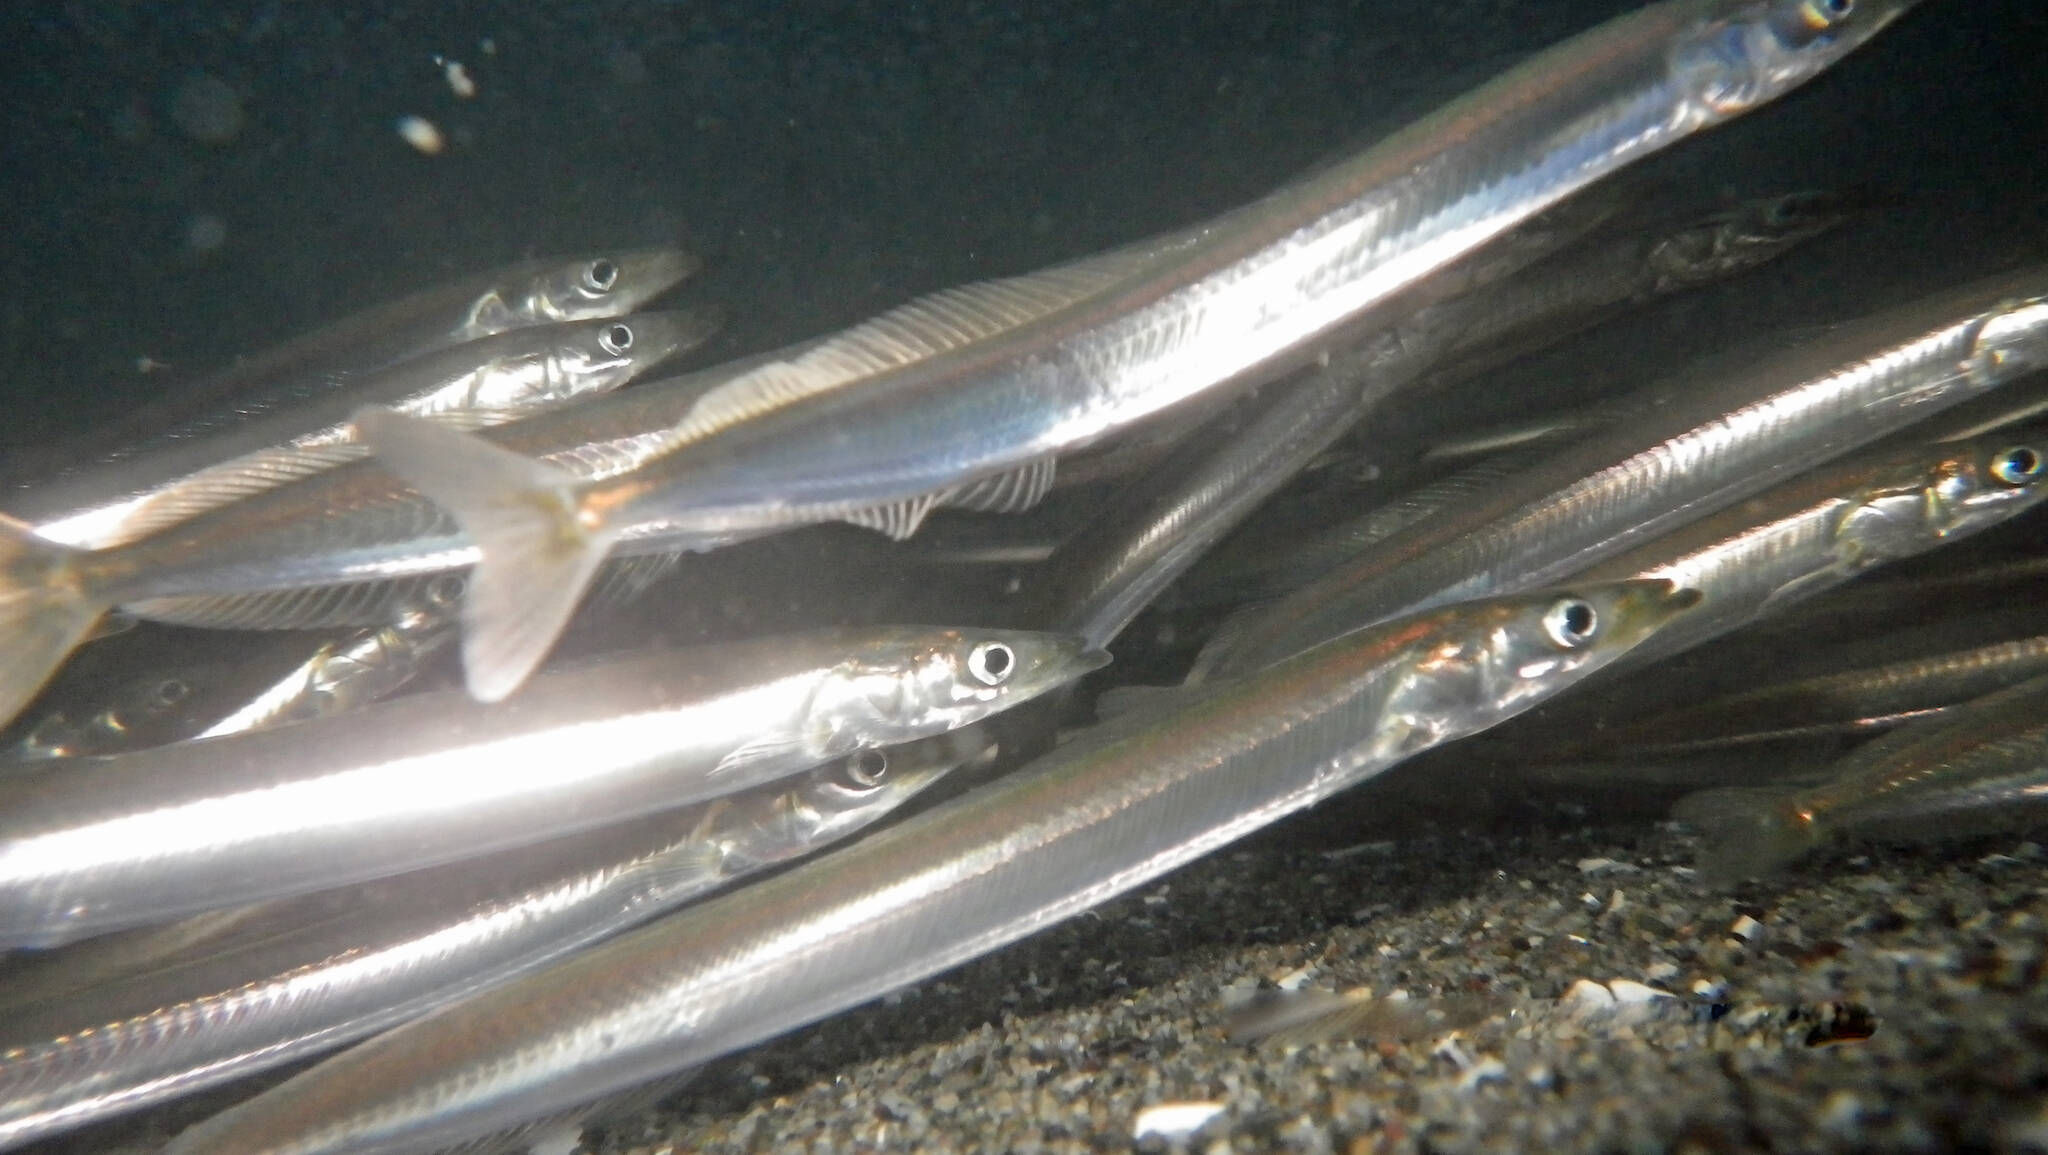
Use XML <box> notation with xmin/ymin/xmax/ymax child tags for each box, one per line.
<box><xmin>354</xmin><ymin>407</ymin><xmax>615</xmax><ymax>702</ymax></box>
<box><xmin>0</xmin><ymin>514</ymin><xmax>106</xmax><ymax>727</ymax></box>
<box><xmin>1669</xmin><ymin>786</ymin><xmax>1823</xmax><ymax>887</ymax></box>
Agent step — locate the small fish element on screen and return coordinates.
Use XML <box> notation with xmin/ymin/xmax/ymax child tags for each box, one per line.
<box><xmin>19</xmin><ymin>310</ymin><xmax>720</xmax><ymax>550</ymax></box>
<box><xmin>0</xmin><ymin>729</ymin><xmax>989</xmax><ymax>1149</ymax></box>
<box><xmin>1193</xmin><ymin>267</ymin><xmax>2048</xmax><ymax>680</ymax></box>
<box><xmin>358</xmin><ymin>0</ymin><xmax>1905</xmax><ymax>703</ymax></box>
<box><xmin>164</xmin><ymin>580</ymin><xmax>1694</xmax><ymax>1155</ymax></box>
<box><xmin>0</xmin><ymin>626</ymin><xmax>1099</xmax><ymax>947</ymax></box>
<box><xmin>1558</xmin><ymin>633</ymin><xmax>2048</xmax><ymax>758</ymax></box>
<box><xmin>1582</xmin><ymin>424</ymin><xmax>2048</xmax><ymax>669</ymax></box>
<box><xmin>2</xmin><ymin>249</ymin><xmax>699</xmax><ymax>494</ymax></box>
<box><xmin>1674</xmin><ymin>671</ymin><xmax>2048</xmax><ymax>885</ymax></box>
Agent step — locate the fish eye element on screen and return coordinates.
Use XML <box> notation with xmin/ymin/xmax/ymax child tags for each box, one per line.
<box><xmin>1992</xmin><ymin>444</ymin><xmax>2045</xmax><ymax>487</ymax></box>
<box><xmin>599</xmin><ymin>322</ymin><xmax>633</xmax><ymax>355</ymax></box>
<box><xmin>839</xmin><ymin>747</ymin><xmax>889</xmax><ymax>789</ymax></box>
<box><xmin>582</xmin><ymin>259</ymin><xmax>620</xmax><ymax>293</ymax></box>
<box><xmin>426</xmin><ymin>573</ymin><xmax>467</xmax><ymax>608</ymax></box>
<box><xmin>1542</xmin><ymin>598</ymin><xmax>1599</xmax><ymax>649</ymax></box>
<box><xmin>1799</xmin><ymin>0</ymin><xmax>1852</xmax><ymax>27</ymax></box>
<box><xmin>150</xmin><ymin>678</ymin><xmax>192</xmax><ymax>708</ymax></box>
<box><xmin>967</xmin><ymin>641</ymin><xmax>1015</xmax><ymax>686</ymax></box>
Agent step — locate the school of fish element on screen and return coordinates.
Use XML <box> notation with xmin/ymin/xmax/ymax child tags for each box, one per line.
<box><xmin>2</xmin><ymin>2</ymin><xmax>2044</xmax><ymax>1151</ymax></box>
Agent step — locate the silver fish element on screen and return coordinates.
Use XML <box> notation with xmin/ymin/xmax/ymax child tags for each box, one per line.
<box><xmin>19</xmin><ymin>310</ymin><xmax>721</xmax><ymax>550</ymax></box>
<box><xmin>1039</xmin><ymin>189</ymin><xmax>1847</xmax><ymax>647</ymax></box>
<box><xmin>356</xmin><ymin>0</ymin><xmax>1907</xmax><ymax>701</ymax></box>
<box><xmin>0</xmin><ymin>729</ymin><xmax>987</xmax><ymax>1150</ymax></box>
<box><xmin>1577</xmin><ymin>425</ymin><xmax>2048</xmax><ymax>669</ymax></box>
<box><xmin>1193</xmin><ymin>266</ymin><xmax>2048</xmax><ymax>680</ymax></box>
<box><xmin>0</xmin><ymin>243</ymin><xmax>1193</xmax><ymax>727</ymax></box>
<box><xmin>1578</xmin><ymin>632</ymin><xmax>2048</xmax><ymax>757</ymax></box>
<box><xmin>0</xmin><ymin>625</ymin><xmax>1098</xmax><ymax>948</ymax></box>
<box><xmin>1</xmin><ymin>249</ymin><xmax>699</xmax><ymax>492</ymax></box>
<box><xmin>4</xmin><ymin>666</ymin><xmax>221</xmax><ymax>763</ymax></box>
<box><xmin>194</xmin><ymin>596</ymin><xmax>463</xmax><ymax>739</ymax></box>
<box><xmin>164</xmin><ymin>580</ymin><xmax>1694</xmax><ymax>1155</ymax></box>
<box><xmin>1674</xmin><ymin>670</ymin><xmax>2048</xmax><ymax>885</ymax></box>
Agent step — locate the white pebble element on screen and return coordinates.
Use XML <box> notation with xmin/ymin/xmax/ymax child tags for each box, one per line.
<box><xmin>1132</xmin><ymin>1101</ymin><xmax>1226</xmax><ymax>1141</ymax></box>
<box><xmin>1458</xmin><ymin>1056</ymin><xmax>1508</xmax><ymax>1091</ymax></box>
<box><xmin>1562</xmin><ymin>979</ymin><xmax>1616</xmax><ymax>1014</ymax></box>
<box><xmin>1273</xmin><ymin>965</ymin><xmax>1318</xmax><ymax>991</ymax></box>
<box><xmin>1606</xmin><ymin>979</ymin><xmax>1672</xmax><ymax>1005</ymax></box>
<box><xmin>1644</xmin><ymin>961</ymin><xmax>1680</xmax><ymax>983</ymax></box>
<box><xmin>1576</xmin><ymin>856</ymin><xmax>1640</xmax><ymax>875</ymax></box>
<box><xmin>396</xmin><ymin>114</ymin><xmax>445</xmax><ymax>155</ymax></box>
<box><xmin>1729</xmin><ymin>913</ymin><xmax>1763</xmax><ymax>942</ymax></box>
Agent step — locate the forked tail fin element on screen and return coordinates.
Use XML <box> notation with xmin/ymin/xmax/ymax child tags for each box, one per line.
<box><xmin>0</xmin><ymin>514</ymin><xmax>105</xmax><ymax>728</ymax></box>
<box><xmin>355</xmin><ymin>408</ymin><xmax>615</xmax><ymax>702</ymax></box>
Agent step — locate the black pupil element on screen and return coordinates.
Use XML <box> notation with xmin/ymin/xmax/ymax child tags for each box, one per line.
<box><xmin>156</xmin><ymin>680</ymin><xmax>190</xmax><ymax>706</ymax></box>
<box><xmin>1561</xmin><ymin>602</ymin><xmax>1594</xmax><ymax>637</ymax></box>
<box><xmin>981</xmin><ymin>646</ymin><xmax>1012</xmax><ymax>678</ymax></box>
<box><xmin>606</xmin><ymin>324</ymin><xmax>632</xmax><ymax>349</ymax></box>
<box><xmin>848</xmin><ymin>749</ymin><xmax>887</xmax><ymax>784</ymax></box>
<box><xmin>587</xmin><ymin>260</ymin><xmax>618</xmax><ymax>290</ymax></box>
<box><xmin>2006</xmin><ymin>448</ymin><xmax>2041</xmax><ymax>478</ymax></box>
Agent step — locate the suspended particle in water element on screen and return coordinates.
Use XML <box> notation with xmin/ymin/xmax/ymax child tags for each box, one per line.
<box><xmin>434</xmin><ymin>55</ymin><xmax>477</xmax><ymax>99</ymax></box>
<box><xmin>396</xmin><ymin>114</ymin><xmax>446</xmax><ymax>155</ymax></box>
<box><xmin>170</xmin><ymin>72</ymin><xmax>245</xmax><ymax>144</ymax></box>
<box><xmin>185</xmin><ymin>212</ymin><xmax>228</xmax><ymax>253</ymax></box>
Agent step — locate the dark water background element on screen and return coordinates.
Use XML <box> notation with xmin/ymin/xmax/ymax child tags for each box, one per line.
<box><xmin>1</xmin><ymin>0</ymin><xmax>2044</xmax><ymax>458</ymax></box>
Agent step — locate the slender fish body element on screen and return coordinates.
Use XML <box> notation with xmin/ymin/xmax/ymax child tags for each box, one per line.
<box><xmin>0</xmin><ymin>240</ymin><xmax>1196</xmax><ymax>726</ymax></box>
<box><xmin>1127</xmin><ymin>189</ymin><xmax>1845</xmax><ymax>627</ymax></box>
<box><xmin>167</xmin><ymin>580</ymin><xmax>1696</xmax><ymax>1155</ymax></box>
<box><xmin>0</xmin><ymin>249</ymin><xmax>699</xmax><ymax>492</ymax></box>
<box><xmin>1674</xmin><ymin>671</ymin><xmax>2048</xmax><ymax>884</ymax></box>
<box><xmin>0</xmin><ymin>626</ymin><xmax>1098</xmax><ymax>947</ymax></box>
<box><xmin>194</xmin><ymin>604</ymin><xmax>464</xmax><ymax>740</ymax></box>
<box><xmin>359</xmin><ymin>0</ymin><xmax>1910</xmax><ymax>700</ymax></box>
<box><xmin>19</xmin><ymin>310</ymin><xmax>720</xmax><ymax>550</ymax></box>
<box><xmin>0</xmin><ymin>730</ymin><xmax>986</xmax><ymax>1150</ymax></box>
<box><xmin>1575</xmin><ymin>424</ymin><xmax>2048</xmax><ymax>667</ymax></box>
<box><xmin>1571</xmin><ymin>632</ymin><xmax>2048</xmax><ymax>757</ymax></box>
<box><xmin>1195</xmin><ymin>267</ymin><xmax>2048</xmax><ymax>680</ymax></box>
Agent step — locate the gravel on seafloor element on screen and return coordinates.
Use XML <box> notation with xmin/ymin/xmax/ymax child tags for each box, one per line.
<box><xmin>558</xmin><ymin>799</ymin><xmax>2048</xmax><ymax>1155</ymax></box>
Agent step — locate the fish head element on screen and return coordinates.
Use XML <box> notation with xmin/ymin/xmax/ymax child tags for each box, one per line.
<box><xmin>1674</xmin><ymin>0</ymin><xmax>1919</xmax><ymax>121</ymax></box>
<box><xmin>776</xmin><ymin>728</ymin><xmax>999</xmax><ymax>847</ymax></box>
<box><xmin>1970</xmin><ymin>297</ymin><xmax>2048</xmax><ymax>383</ymax></box>
<box><xmin>824</xmin><ymin>628</ymin><xmax>1109</xmax><ymax>745</ymax></box>
<box><xmin>1646</xmin><ymin>190</ymin><xmax>1847</xmax><ymax>292</ymax></box>
<box><xmin>1380</xmin><ymin>580</ymin><xmax>1702</xmax><ymax>753</ymax></box>
<box><xmin>519</xmin><ymin>247</ymin><xmax>704</xmax><ymax>324</ymax></box>
<box><xmin>1917</xmin><ymin>426</ymin><xmax>2048</xmax><ymax>539</ymax></box>
<box><xmin>532</xmin><ymin>310</ymin><xmax>725</xmax><ymax>406</ymax></box>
